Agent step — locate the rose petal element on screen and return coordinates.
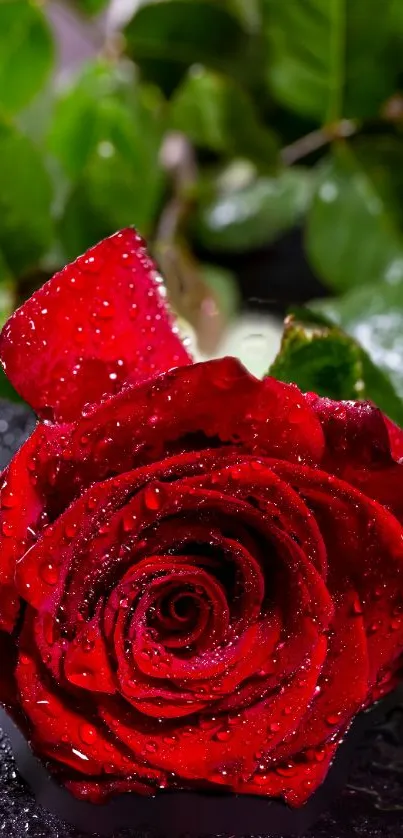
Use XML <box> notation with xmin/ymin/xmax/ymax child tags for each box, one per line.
<box><xmin>63</xmin><ymin>610</ymin><xmax>117</xmax><ymax>693</ymax></box>
<box><xmin>306</xmin><ymin>394</ymin><xmax>393</xmax><ymax>469</ymax></box>
<box><xmin>0</xmin><ymin>424</ymin><xmax>60</xmax><ymax>632</ymax></box>
<box><xmin>270</xmin><ymin>461</ymin><xmax>403</xmax><ymax>686</ymax></box>
<box><xmin>238</xmin><ymin>739</ymin><xmax>335</xmax><ymax>806</ymax></box>
<box><xmin>0</xmin><ymin>229</ymin><xmax>191</xmax><ymax>422</ymax></box>
<box><xmin>16</xmin><ymin>614</ymin><xmax>164</xmax><ymax>786</ymax></box>
<box><xmin>384</xmin><ymin>414</ymin><xmax>403</xmax><ymax>460</ymax></box>
<box><xmin>306</xmin><ymin>395</ymin><xmax>403</xmax><ymax>522</ymax></box>
<box><xmin>98</xmin><ymin>637</ymin><xmax>326</xmax><ymax>784</ymax></box>
<box><xmin>46</xmin><ymin>359</ymin><xmax>324</xmax><ymax>502</ymax></box>
<box><xmin>271</xmin><ymin>589</ymin><xmax>369</xmax><ymax>763</ymax></box>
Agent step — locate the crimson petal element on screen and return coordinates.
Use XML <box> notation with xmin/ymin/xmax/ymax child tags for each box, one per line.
<box><xmin>0</xmin><ymin>229</ymin><xmax>191</xmax><ymax>422</ymax></box>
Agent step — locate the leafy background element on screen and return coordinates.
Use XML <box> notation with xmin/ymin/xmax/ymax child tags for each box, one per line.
<box><xmin>2</xmin><ymin>0</ymin><xmax>403</xmax><ymax>423</ymax></box>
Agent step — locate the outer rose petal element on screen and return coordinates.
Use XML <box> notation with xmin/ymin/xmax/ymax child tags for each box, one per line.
<box><xmin>16</xmin><ymin>615</ymin><xmax>163</xmax><ymax>789</ymax></box>
<box><xmin>384</xmin><ymin>415</ymin><xmax>403</xmax><ymax>460</ymax></box>
<box><xmin>270</xmin><ymin>461</ymin><xmax>403</xmax><ymax>685</ymax></box>
<box><xmin>271</xmin><ymin>589</ymin><xmax>369</xmax><ymax>763</ymax></box>
<box><xmin>0</xmin><ymin>229</ymin><xmax>191</xmax><ymax>422</ymax></box>
<box><xmin>41</xmin><ymin>359</ymin><xmax>325</xmax><ymax>513</ymax></box>
<box><xmin>98</xmin><ymin>638</ymin><xmax>327</xmax><ymax>785</ymax></box>
<box><xmin>0</xmin><ymin>423</ymin><xmax>62</xmax><ymax>632</ymax></box>
<box><xmin>305</xmin><ymin>394</ymin><xmax>392</xmax><ymax>469</ymax></box>
<box><xmin>306</xmin><ymin>393</ymin><xmax>403</xmax><ymax>523</ymax></box>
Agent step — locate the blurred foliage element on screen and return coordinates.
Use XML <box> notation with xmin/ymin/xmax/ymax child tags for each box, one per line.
<box><xmin>2</xmin><ymin>0</ymin><xmax>403</xmax><ymax>421</ymax></box>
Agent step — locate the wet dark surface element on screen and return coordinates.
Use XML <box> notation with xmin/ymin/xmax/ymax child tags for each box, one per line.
<box><xmin>0</xmin><ymin>401</ymin><xmax>402</xmax><ymax>837</ymax></box>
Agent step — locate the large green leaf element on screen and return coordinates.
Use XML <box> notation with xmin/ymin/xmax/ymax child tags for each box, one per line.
<box><xmin>270</xmin><ymin>313</ymin><xmax>403</xmax><ymax>424</ymax></box>
<box><xmin>312</xmin><ymin>283</ymin><xmax>403</xmax><ymax>415</ymax></box>
<box><xmin>170</xmin><ymin>67</ymin><xmax>277</xmax><ymax>168</ymax></box>
<box><xmin>0</xmin><ymin>0</ymin><xmax>54</xmax><ymax>114</ymax></box>
<box><xmin>262</xmin><ymin>0</ymin><xmax>394</xmax><ymax>122</ymax></box>
<box><xmin>270</xmin><ymin>317</ymin><xmax>365</xmax><ymax>400</ymax></box>
<box><xmin>48</xmin><ymin>59</ymin><xmax>165</xmax><ymax>179</ymax></box>
<box><xmin>50</xmin><ymin>59</ymin><xmax>166</xmax><ymax>256</ymax></box>
<box><xmin>229</xmin><ymin>0</ymin><xmax>261</xmax><ymax>30</ymax></box>
<box><xmin>195</xmin><ymin>165</ymin><xmax>312</xmax><ymax>252</ymax></box>
<box><xmin>0</xmin><ymin>258</ymin><xmax>21</xmax><ymax>401</ymax></box>
<box><xmin>306</xmin><ymin>141</ymin><xmax>403</xmax><ymax>293</ymax></box>
<box><xmin>72</xmin><ymin>0</ymin><xmax>109</xmax><ymax>14</ymax></box>
<box><xmin>124</xmin><ymin>0</ymin><xmax>254</xmax><ymax>88</ymax></box>
<box><xmin>0</xmin><ymin>120</ymin><xmax>53</xmax><ymax>275</ymax></box>
<box><xmin>59</xmin><ymin>148</ymin><xmax>164</xmax><ymax>260</ymax></box>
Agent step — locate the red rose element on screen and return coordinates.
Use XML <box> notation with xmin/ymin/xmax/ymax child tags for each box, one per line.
<box><xmin>0</xmin><ymin>229</ymin><xmax>402</xmax><ymax>808</ymax></box>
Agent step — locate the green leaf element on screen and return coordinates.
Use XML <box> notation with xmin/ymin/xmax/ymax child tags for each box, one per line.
<box><xmin>270</xmin><ymin>311</ymin><xmax>403</xmax><ymax>425</ymax></box>
<box><xmin>270</xmin><ymin>317</ymin><xmax>365</xmax><ymax>400</ymax></box>
<box><xmin>59</xmin><ymin>147</ymin><xmax>164</xmax><ymax>260</ymax></box>
<box><xmin>306</xmin><ymin>141</ymin><xmax>403</xmax><ymax>293</ymax></box>
<box><xmin>0</xmin><ymin>258</ymin><xmax>21</xmax><ymax>401</ymax></box>
<box><xmin>261</xmin><ymin>0</ymin><xmax>394</xmax><ymax>122</ymax></box>
<box><xmin>58</xmin><ymin>182</ymin><xmax>108</xmax><ymax>262</ymax></box>
<box><xmin>228</xmin><ymin>0</ymin><xmax>261</xmax><ymax>30</ymax></box>
<box><xmin>48</xmin><ymin>59</ymin><xmax>165</xmax><ymax>179</ymax></box>
<box><xmin>72</xmin><ymin>0</ymin><xmax>109</xmax><ymax>14</ymax></box>
<box><xmin>0</xmin><ymin>0</ymin><xmax>54</xmax><ymax>114</ymax></box>
<box><xmin>50</xmin><ymin>59</ymin><xmax>166</xmax><ymax>258</ymax></box>
<box><xmin>0</xmin><ymin>263</ymin><xmax>15</xmax><ymax>323</ymax></box>
<box><xmin>124</xmin><ymin>0</ymin><xmax>254</xmax><ymax>88</ymax></box>
<box><xmin>195</xmin><ymin>164</ymin><xmax>312</xmax><ymax>252</ymax></box>
<box><xmin>0</xmin><ymin>120</ymin><xmax>53</xmax><ymax>275</ymax></box>
<box><xmin>201</xmin><ymin>263</ymin><xmax>240</xmax><ymax>320</ymax></box>
<box><xmin>170</xmin><ymin>67</ymin><xmax>277</xmax><ymax>168</ymax></box>
<box><xmin>311</xmin><ymin>282</ymin><xmax>403</xmax><ymax>421</ymax></box>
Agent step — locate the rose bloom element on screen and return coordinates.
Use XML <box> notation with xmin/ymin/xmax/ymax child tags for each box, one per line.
<box><xmin>0</xmin><ymin>229</ymin><xmax>402</xmax><ymax>807</ymax></box>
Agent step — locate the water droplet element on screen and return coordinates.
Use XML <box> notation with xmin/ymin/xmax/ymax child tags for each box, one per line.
<box><xmin>1</xmin><ymin>487</ymin><xmax>15</xmax><ymax>508</ymax></box>
<box><xmin>250</xmin><ymin>459</ymin><xmax>265</xmax><ymax>471</ymax></box>
<box><xmin>326</xmin><ymin>712</ymin><xmax>342</xmax><ymax>726</ymax></box>
<box><xmin>81</xmin><ymin>635</ymin><xmax>95</xmax><ymax>653</ymax></box>
<box><xmin>129</xmin><ymin>303</ymin><xmax>138</xmax><ymax>319</ymax></box>
<box><xmin>79</xmin><ymin>723</ymin><xmax>97</xmax><ymax>745</ymax></box>
<box><xmin>214</xmin><ymin>728</ymin><xmax>232</xmax><ymax>742</ymax></box>
<box><xmin>145</xmin><ymin>742</ymin><xmax>158</xmax><ymax>753</ymax></box>
<box><xmin>306</xmin><ymin>746</ymin><xmax>326</xmax><ymax>763</ymax></box>
<box><xmin>98</xmin><ymin>522</ymin><xmax>110</xmax><ymax>535</ymax></box>
<box><xmin>82</xmin><ymin>255</ymin><xmax>101</xmax><ymax>273</ymax></box>
<box><xmin>275</xmin><ymin>763</ymin><xmax>297</xmax><ymax>778</ymax></box>
<box><xmin>104</xmin><ymin>740</ymin><xmax>115</xmax><ymax>753</ymax></box>
<box><xmin>252</xmin><ymin>773</ymin><xmax>269</xmax><ymax>786</ymax></box>
<box><xmin>64</xmin><ymin>522</ymin><xmax>77</xmax><ymax>541</ymax></box>
<box><xmin>144</xmin><ymin>485</ymin><xmax>163</xmax><ymax>511</ymax></box>
<box><xmin>351</xmin><ymin>599</ymin><xmax>364</xmax><ymax>616</ymax></box>
<box><xmin>390</xmin><ymin>617</ymin><xmax>401</xmax><ymax>631</ymax></box>
<box><xmin>40</xmin><ymin>562</ymin><xmax>59</xmax><ymax>586</ymax></box>
<box><xmin>122</xmin><ymin>513</ymin><xmax>136</xmax><ymax>533</ymax></box>
<box><xmin>96</xmin><ymin>300</ymin><xmax>114</xmax><ymax>320</ymax></box>
<box><xmin>19</xmin><ymin>653</ymin><xmax>30</xmax><ymax>666</ymax></box>
<box><xmin>268</xmin><ymin>721</ymin><xmax>280</xmax><ymax>733</ymax></box>
<box><xmin>163</xmin><ymin>735</ymin><xmax>177</xmax><ymax>745</ymax></box>
<box><xmin>1</xmin><ymin>520</ymin><xmax>13</xmax><ymax>536</ymax></box>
